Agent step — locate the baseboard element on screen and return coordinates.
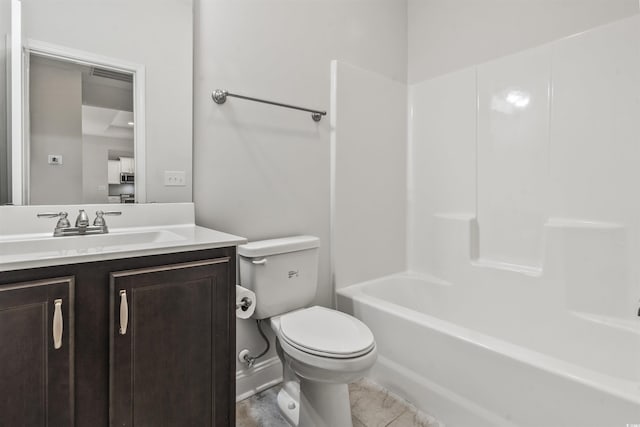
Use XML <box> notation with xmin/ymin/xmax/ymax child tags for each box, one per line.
<box><xmin>235</xmin><ymin>356</ymin><xmax>283</xmax><ymax>402</ymax></box>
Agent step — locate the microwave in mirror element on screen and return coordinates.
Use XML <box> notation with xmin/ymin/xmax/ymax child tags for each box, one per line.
<box><xmin>120</xmin><ymin>173</ymin><xmax>134</xmax><ymax>184</ymax></box>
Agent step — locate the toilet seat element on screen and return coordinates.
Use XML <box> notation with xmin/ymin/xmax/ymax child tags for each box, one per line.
<box><xmin>278</xmin><ymin>306</ymin><xmax>375</xmax><ymax>359</ymax></box>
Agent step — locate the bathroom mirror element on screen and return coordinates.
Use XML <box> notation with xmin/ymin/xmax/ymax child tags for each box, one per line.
<box><xmin>1</xmin><ymin>0</ymin><xmax>193</xmax><ymax>205</ymax></box>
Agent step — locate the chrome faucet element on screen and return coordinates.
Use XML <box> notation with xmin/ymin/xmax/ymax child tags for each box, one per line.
<box><xmin>38</xmin><ymin>209</ymin><xmax>121</xmax><ymax>237</ymax></box>
<box><xmin>75</xmin><ymin>209</ymin><xmax>90</xmax><ymax>228</ymax></box>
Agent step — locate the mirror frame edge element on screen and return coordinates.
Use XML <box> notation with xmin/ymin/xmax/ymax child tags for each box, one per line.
<box><xmin>10</xmin><ymin>0</ymin><xmax>22</xmax><ymax>205</ymax></box>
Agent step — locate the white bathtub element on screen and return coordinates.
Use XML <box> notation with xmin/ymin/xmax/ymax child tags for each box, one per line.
<box><xmin>337</xmin><ymin>273</ymin><xmax>640</xmax><ymax>427</ymax></box>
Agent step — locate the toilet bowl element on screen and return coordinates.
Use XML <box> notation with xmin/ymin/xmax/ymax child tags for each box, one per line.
<box><xmin>238</xmin><ymin>236</ymin><xmax>377</xmax><ymax>427</ymax></box>
<box><xmin>271</xmin><ymin>307</ymin><xmax>377</xmax><ymax>427</ymax></box>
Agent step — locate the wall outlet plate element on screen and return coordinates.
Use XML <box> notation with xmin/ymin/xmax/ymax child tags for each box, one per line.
<box><xmin>164</xmin><ymin>170</ymin><xmax>186</xmax><ymax>187</ymax></box>
<box><xmin>48</xmin><ymin>155</ymin><xmax>63</xmax><ymax>165</ymax></box>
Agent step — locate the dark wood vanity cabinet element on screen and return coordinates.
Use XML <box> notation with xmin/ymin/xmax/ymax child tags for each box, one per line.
<box><xmin>0</xmin><ymin>247</ymin><xmax>236</xmax><ymax>427</ymax></box>
<box><xmin>0</xmin><ymin>277</ymin><xmax>74</xmax><ymax>426</ymax></box>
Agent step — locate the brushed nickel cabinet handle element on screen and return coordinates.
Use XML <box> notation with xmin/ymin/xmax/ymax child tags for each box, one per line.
<box><xmin>119</xmin><ymin>290</ymin><xmax>128</xmax><ymax>335</ymax></box>
<box><xmin>53</xmin><ymin>299</ymin><xmax>63</xmax><ymax>349</ymax></box>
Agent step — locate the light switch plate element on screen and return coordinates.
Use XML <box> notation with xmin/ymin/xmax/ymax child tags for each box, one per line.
<box><xmin>164</xmin><ymin>171</ymin><xmax>186</xmax><ymax>187</ymax></box>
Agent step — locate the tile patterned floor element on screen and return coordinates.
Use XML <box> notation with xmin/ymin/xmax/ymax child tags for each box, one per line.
<box><xmin>236</xmin><ymin>378</ymin><xmax>441</xmax><ymax>427</ymax></box>
<box><xmin>236</xmin><ymin>386</ymin><xmax>290</xmax><ymax>427</ymax></box>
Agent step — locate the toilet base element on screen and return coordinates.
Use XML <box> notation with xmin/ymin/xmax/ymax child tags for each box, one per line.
<box><xmin>277</xmin><ymin>379</ymin><xmax>353</xmax><ymax>427</ymax></box>
<box><xmin>277</xmin><ymin>381</ymin><xmax>300</xmax><ymax>426</ymax></box>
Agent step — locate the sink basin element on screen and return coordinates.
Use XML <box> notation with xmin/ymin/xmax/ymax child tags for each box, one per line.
<box><xmin>0</xmin><ymin>204</ymin><xmax>247</xmax><ymax>272</ymax></box>
<box><xmin>1</xmin><ymin>230</ymin><xmax>186</xmax><ymax>257</ymax></box>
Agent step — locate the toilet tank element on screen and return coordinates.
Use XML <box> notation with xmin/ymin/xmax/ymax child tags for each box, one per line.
<box><xmin>238</xmin><ymin>235</ymin><xmax>320</xmax><ymax>319</ymax></box>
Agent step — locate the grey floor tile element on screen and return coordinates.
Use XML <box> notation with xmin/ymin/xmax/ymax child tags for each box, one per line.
<box><xmin>386</xmin><ymin>409</ymin><xmax>440</xmax><ymax>427</ymax></box>
<box><xmin>236</xmin><ymin>377</ymin><xmax>440</xmax><ymax>427</ymax></box>
<box><xmin>349</xmin><ymin>379</ymin><xmax>408</xmax><ymax>426</ymax></box>
<box><xmin>236</xmin><ymin>387</ymin><xmax>290</xmax><ymax>427</ymax></box>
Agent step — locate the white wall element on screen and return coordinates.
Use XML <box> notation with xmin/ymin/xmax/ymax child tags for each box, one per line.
<box><xmin>29</xmin><ymin>56</ymin><xmax>84</xmax><ymax>204</ymax></box>
<box><xmin>331</xmin><ymin>61</ymin><xmax>407</xmax><ymax>290</ymax></box>
<box><xmin>409</xmin><ymin>15</ymin><xmax>640</xmax><ymax>320</ymax></box>
<box><xmin>21</xmin><ymin>0</ymin><xmax>193</xmax><ymax>203</ymax></box>
<box><xmin>193</xmin><ymin>0</ymin><xmax>407</xmax><ymax>399</ymax></box>
<box><xmin>408</xmin><ymin>0</ymin><xmax>639</xmax><ymax>82</ymax></box>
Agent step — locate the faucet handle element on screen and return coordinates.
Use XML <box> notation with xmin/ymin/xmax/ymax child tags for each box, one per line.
<box><xmin>37</xmin><ymin>211</ymin><xmax>67</xmax><ymax>218</ymax></box>
<box><xmin>37</xmin><ymin>211</ymin><xmax>71</xmax><ymax>228</ymax></box>
<box><xmin>93</xmin><ymin>210</ymin><xmax>122</xmax><ymax>227</ymax></box>
<box><xmin>75</xmin><ymin>209</ymin><xmax>90</xmax><ymax>227</ymax></box>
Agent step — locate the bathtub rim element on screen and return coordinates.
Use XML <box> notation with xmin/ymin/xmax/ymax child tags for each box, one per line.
<box><xmin>336</xmin><ymin>271</ymin><xmax>640</xmax><ymax>406</ymax></box>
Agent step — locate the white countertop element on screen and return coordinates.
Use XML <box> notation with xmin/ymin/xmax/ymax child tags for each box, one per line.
<box><xmin>0</xmin><ymin>203</ymin><xmax>247</xmax><ymax>272</ymax></box>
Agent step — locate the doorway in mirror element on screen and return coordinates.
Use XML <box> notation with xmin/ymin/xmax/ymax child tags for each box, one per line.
<box><xmin>28</xmin><ymin>53</ymin><xmax>136</xmax><ymax>204</ymax></box>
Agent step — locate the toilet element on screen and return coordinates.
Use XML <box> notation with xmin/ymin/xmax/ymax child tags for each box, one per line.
<box><xmin>238</xmin><ymin>235</ymin><xmax>377</xmax><ymax>427</ymax></box>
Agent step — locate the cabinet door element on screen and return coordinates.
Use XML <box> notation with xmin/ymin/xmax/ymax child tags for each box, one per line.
<box><xmin>0</xmin><ymin>277</ymin><xmax>74</xmax><ymax>426</ymax></box>
<box><xmin>119</xmin><ymin>157</ymin><xmax>134</xmax><ymax>174</ymax></box>
<box><xmin>108</xmin><ymin>160</ymin><xmax>121</xmax><ymax>184</ymax></box>
<box><xmin>110</xmin><ymin>258</ymin><xmax>233</xmax><ymax>427</ymax></box>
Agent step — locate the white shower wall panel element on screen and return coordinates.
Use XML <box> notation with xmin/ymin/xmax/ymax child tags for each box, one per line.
<box><xmin>331</xmin><ymin>61</ymin><xmax>407</xmax><ymax>290</ymax></box>
<box><xmin>476</xmin><ymin>46</ymin><xmax>551</xmax><ymax>271</ymax></box>
<box><xmin>409</xmin><ymin>68</ymin><xmax>477</xmax><ymax>276</ymax></box>
<box><xmin>548</xmin><ymin>16</ymin><xmax>640</xmax><ymax>319</ymax></box>
<box><xmin>409</xmin><ymin>14</ymin><xmax>640</xmax><ymax>321</ymax></box>
<box><xmin>550</xmin><ymin>16</ymin><xmax>640</xmax><ymax>224</ymax></box>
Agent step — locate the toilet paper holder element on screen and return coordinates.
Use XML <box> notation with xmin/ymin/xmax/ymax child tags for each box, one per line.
<box><xmin>236</xmin><ymin>296</ymin><xmax>253</xmax><ymax>312</ymax></box>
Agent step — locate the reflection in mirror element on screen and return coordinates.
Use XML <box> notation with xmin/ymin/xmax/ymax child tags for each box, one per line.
<box><xmin>28</xmin><ymin>54</ymin><xmax>135</xmax><ymax>204</ymax></box>
<box><xmin>3</xmin><ymin>0</ymin><xmax>193</xmax><ymax>205</ymax></box>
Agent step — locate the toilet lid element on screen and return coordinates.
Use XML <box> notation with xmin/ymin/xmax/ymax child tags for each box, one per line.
<box><xmin>279</xmin><ymin>306</ymin><xmax>375</xmax><ymax>358</ymax></box>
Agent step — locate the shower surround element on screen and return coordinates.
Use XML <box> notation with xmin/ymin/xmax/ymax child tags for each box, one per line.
<box><xmin>336</xmin><ymin>14</ymin><xmax>640</xmax><ymax>427</ymax></box>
